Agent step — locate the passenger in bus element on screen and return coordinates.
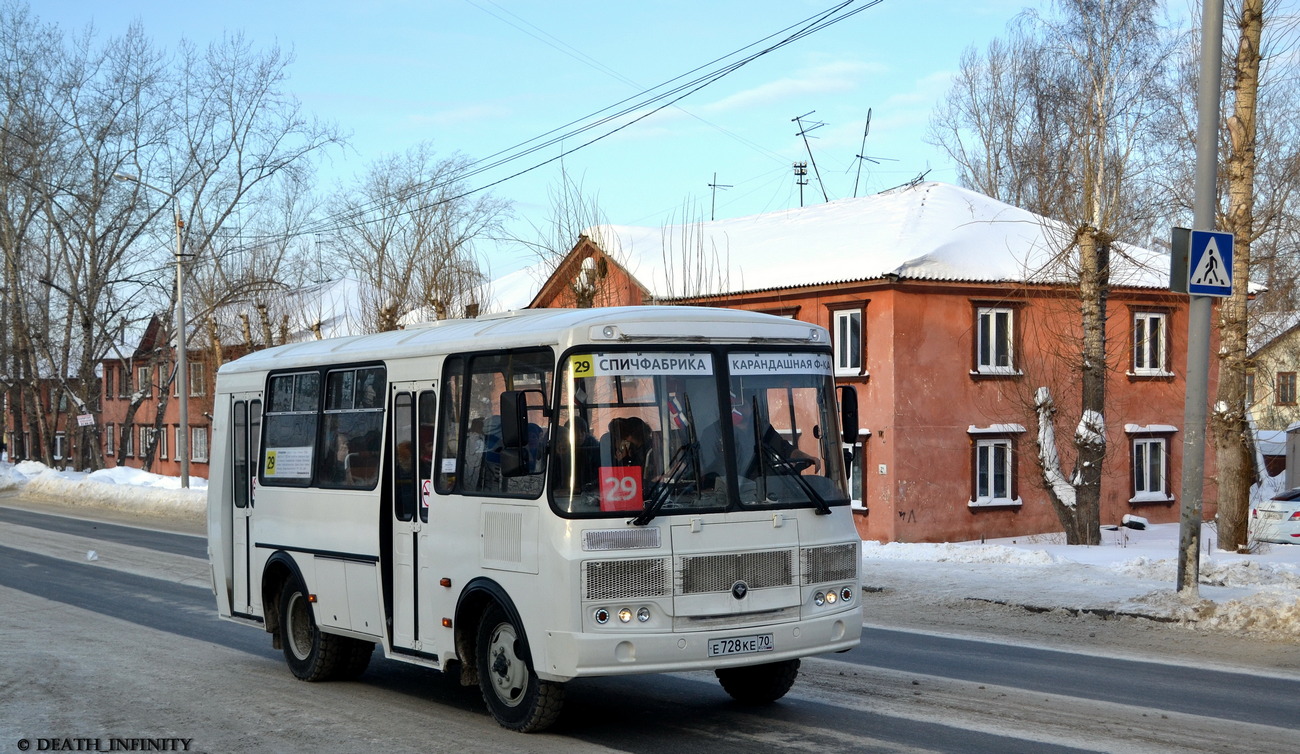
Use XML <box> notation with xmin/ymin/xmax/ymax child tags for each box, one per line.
<box><xmin>320</xmin><ymin>431</ymin><xmax>350</xmax><ymax>484</ymax></box>
<box><xmin>556</xmin><ymin>416</ymin><xmax>600</xmax><ymax>492</ymax></box>
<box><xmin>526</xmin><ymin>423</ymin><xmax>547</xmax><ymax>474</ymax></box>
<box><xmin>699</xmin><ymin>400</ymin><xmax>820</xmax><ymax>486</ymax></box>
<box><xmin>345</xmin><ymin>430</ymin><xmax>381</xmax><ymax>486</ymax></box>
<box><xmin>463</xmin><ymin>417</ymin><xmax>485</xmax><ymax>489</ymax></box>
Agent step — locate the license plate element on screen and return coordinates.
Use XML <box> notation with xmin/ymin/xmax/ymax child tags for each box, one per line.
<box><xmin>1261</xmin><ymin>510</ymin><xmax>1283</xmax><ymax>521</ymax></box>
<box><xmin>708</xmin><ymin>633</ymin><xmax>774</xmax><ymax>657</ymax></box>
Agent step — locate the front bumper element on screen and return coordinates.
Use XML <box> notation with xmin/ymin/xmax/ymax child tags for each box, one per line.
<box><xmin>535</xmin><ymin>606</ymin><xmax>862</xmax><ymax>682</ymax></box>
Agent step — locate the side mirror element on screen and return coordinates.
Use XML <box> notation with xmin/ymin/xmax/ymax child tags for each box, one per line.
<box><xmin>838</xmin><ymin>385</ymin><xmax>859</xmax><ymax>444</ymax></box>
<box><xmin>500</xmin><ymin>390</ymin><xmax>529</xmax><ymax>448</ymax></box>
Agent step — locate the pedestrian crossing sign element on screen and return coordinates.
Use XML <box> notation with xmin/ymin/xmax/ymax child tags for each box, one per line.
<box><xmin>1187</xmin><ymin>230</ymin><xmax>1233</xmax><ymax>297</ymax></box>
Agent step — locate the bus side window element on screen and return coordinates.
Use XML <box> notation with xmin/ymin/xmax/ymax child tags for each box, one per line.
<box><xmin>417</xmin><ymin>391</ymin><xmax>436</xmax><ymax>521</ymax></box>
<box><xmin>393</xmin><ymin>392</ymin><xmax>416</xmax><ymax>522</ymax></box>
<box><xmin>435</xmin><ymin>356</ymin><xmax>464</xmax><ymax>494</ymax></box>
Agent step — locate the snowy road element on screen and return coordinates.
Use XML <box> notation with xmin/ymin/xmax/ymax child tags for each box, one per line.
<box><xmin>1</xmin><ymin>503</ymin><xmax>1297</xmax><ymax>753</ymax></box>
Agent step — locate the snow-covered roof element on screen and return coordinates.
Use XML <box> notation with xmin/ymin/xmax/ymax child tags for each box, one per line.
<box><xmin>571</xmin><ymin>182</ymin><xmax>1169</xmax><ymax>300</ymax></box>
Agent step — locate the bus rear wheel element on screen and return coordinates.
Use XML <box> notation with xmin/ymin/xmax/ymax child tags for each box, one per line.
<box><xmin>716</xmin><ymin>658</ymin><xmax>800</xmax><ymax>704</ymax></box>
<box><xmin>476</xmin><ymin>603</ymin><xmax>564</xmax><ymax>732</ymax></box>
<box><xmin>279</xmin><ymin>579</ymin><xmax>354</xmax><ymax>682</ymax></box>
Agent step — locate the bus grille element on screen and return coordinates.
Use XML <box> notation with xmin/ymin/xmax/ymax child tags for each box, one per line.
<box><xmin>677</xmin><ymin>550</ymin><xmax>794</xmax><ymax>594</ymax></box>
<box><xmin>583</xmin><ymin>558</ymin><xmax>670</xmax><ymax>600</ymax></box>
<box><xmin>801</xmin><ymin>543</ymin><xmax>858</xmax><ymax>584</ymax></box>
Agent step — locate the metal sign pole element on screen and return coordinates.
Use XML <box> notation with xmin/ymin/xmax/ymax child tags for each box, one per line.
<box><xmin>1177</xmin><ymin>0</ymin><xmax>1226</xmax><ymax>596</ymax></box>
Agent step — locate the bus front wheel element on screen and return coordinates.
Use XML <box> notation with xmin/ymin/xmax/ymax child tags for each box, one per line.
<box><xmin>716</xmin><ymin>658</ymin><xmax>800</xmax><ymax>704</ymax></box>
<box><xmin>475</xmin><ymin>603</ymin><xmax>565</xmax><ymax>732</ymax></box>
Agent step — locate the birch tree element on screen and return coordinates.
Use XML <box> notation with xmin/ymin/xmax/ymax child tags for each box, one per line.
<box><xmin>325</xmin><ymin>143</ymin><xmax>508</xmax><ymax>331</ymax></box>
<box><xmin>931</xmin><ymin>0</ymin><xmax>1175</xmax><ymax>544</ymax></box>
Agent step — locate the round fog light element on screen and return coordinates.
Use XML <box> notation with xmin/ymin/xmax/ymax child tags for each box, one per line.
<box><xmin>841</xmin><ymin>587</ymin><xmax>854</xmax><ymax>602</ymax></box>
<box><xmin>618</xmin><ymin>608</ymin><xmax>633</xmax><ymax>623</ymax></box>
<box><xmin>637</xmin><ymin>607</ymin><xmax>651</xmax><ymax>622</ymax></box>
<box><xmin>814</xmin><ymin>592</ymin><xmax>826</xmax><ymax>606</ymax></box>
<box><xmin>595</xmin><ymin>608</ymin><xmax>610</xmax><ymax>625</ymax></box>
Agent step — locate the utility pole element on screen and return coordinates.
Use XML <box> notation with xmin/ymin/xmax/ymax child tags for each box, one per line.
<box><xmin>793</xmin><ymin>162</ymin><xmax>809</xmax><ymax>207</ymax></box>
<box><xmin>707</xmin><ymin>173</ymin><xmax>731</xmax><ymax>221</ymax></box>
<box><xmin>1177</xmin><ymin>0</ymin><xmax>1226</xmax><ymax>596</ymax></box>
<box><xmin>114</xmin><ymin>172</ymin><xmax>190</xmax><ymax>488</ymax></box>
<box><xmin>792</xmin><ymin>112</ymin><xmax>829</xmax><ymax>203</ymax></box>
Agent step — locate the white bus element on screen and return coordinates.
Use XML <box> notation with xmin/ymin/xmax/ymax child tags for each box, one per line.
<box><xmin>207</xmin><ymin>306</ymin><xmax>862</xmax><ymax>732</ymax></box>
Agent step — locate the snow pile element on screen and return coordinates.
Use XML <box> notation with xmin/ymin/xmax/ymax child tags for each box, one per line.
<box><xmin>6</xmin><ymin>461</ymin><xmax>206</xmax><ymax>520</ymax></box>
<box><xmin>861</xmin><ymin>541</ymin><xmax>1058</xmax><ymax>566</ymax></box>
<box><xmin>862</xmin><ymin>523</ymin><xmax>1300</xmax><ymax>640</ymax></box>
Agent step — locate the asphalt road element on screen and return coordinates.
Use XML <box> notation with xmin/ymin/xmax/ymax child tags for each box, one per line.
<box><xmin>1</xmin><ymin>501</ymin><xmax>1296</xmax><ymax>754</ymax></box>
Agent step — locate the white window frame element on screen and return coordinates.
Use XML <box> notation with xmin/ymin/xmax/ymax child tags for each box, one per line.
<box><xmin>832</xmin><ymin>309</ymin><xmax>863</xmax><ymax>376</ymax></box>
<box><xmin>974</xmin><ymin>439</ymin><xmax>1013</xmax><ymax>503</ymax></box>
<box><xmin>140</xmin><ymin>426</ymin><xmax>154</xmax><ymax>458</ymax></box>
<box><xmin>191</xmin><ymin>425</ymin><xmax>210</xmax><ymax>462</ymax></box>
<box><xmin>137</xmin><ymin>365</ymin><xmax>152</xmax><ymax>397</ymax></box>
<box><xmin>189</xmin><ymin>361</ymin><xmax>206</xmax><ymax>397</ymax></box>
<box><xmin>1131</xmin><ymin>436</ymin><xmax>1169</xmax><ymax>502</ymax></box>
<box><xmin>975</xmin><ymin>307</ymin><xmax>1016</xmax><ymax>375</ymax></box>
<box><xmin>53</xmin><ymin>432</ymin><xmax>66</xmax><ymax>461</ymax></box>
<box><xmin>105</xmin><ymin>423</ymin><xmax>116</xmax><ymax>456</ymax></box>
<box><xmin>1132</xmin><ymin>311</ymin><xmax>1169</xmax><ymax>376</ymax></box>
<box><xmin>159</xmin><ymin>425</ymin><xmax>168</xmax><ymax>460</ymax></box>
<box><xmin>968</xmin><ymin>424</ymin><xmax>1025</xmax><ymax>507</ymax></box>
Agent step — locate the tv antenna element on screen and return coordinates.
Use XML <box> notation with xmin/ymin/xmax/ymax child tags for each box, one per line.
<box><xmin>707</xmin><ymin>172</ymin><xmax>732</xmax><ymax>221</ymax></box>
<box><xmin>850</xmin><ymin>108</ymin><xmax>897</xmax><ymax>198</ymax></box>
<box><xmin>792</xmin><ymin>111</ymin><xmax>829</xmax><ymax>204</ymax></box>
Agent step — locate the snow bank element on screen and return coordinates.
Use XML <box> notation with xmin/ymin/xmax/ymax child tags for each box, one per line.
<box><xmin>5</xmin><ymin>461</ymin><xmax>205</xmax><ymax>520</ymax></box>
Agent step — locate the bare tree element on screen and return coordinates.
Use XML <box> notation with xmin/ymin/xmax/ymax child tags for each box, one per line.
<box><xmin>1152</xmin><ymin>1</ymin><xmax>1300</xmax><ymax>550</ymax></box>
<box><xmin>512</xmin><ymin>166</ymin><xmax>613</xmax><ymax>309</ymax></box>
<box><xmin>325</xmin><ymin>143</ymin><xmax>508</xmax><ymax>331</ymax></box>
<box><xmin>931</xmin><ymin>0</ymin><xmax>1176</xmax><ymax>544</ymax></box>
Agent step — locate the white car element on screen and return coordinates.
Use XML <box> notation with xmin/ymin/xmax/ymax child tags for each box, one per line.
<box><xmin>1251</xmin><ymin>489</ymin><xmax>1300</xmax><ymax>544</ymax></box>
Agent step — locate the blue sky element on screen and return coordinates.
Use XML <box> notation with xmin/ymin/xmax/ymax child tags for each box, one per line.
<box><xmin>40</xmin><ymin>0</ymin><xmax>1025</xmax><ymax>273</ymax></box>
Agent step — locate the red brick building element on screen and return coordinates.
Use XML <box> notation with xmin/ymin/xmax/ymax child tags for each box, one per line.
<box><xmin>507</xmin><ymin>182</ymin><xmax>1218</xmax><ymax>543</ymax></box>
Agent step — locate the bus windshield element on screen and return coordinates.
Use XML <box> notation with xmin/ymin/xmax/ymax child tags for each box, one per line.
<box><xmin>550</xmin><ymin>349</ymin><xmax>850</xmax><ymax>517</ymax></box>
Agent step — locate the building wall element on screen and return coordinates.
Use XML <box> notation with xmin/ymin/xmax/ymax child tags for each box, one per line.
<box><xmin>1247</xmin><ymin>330</ymin><xmax>1300</xmax><ymax>431</ymax></box>
<box><xmin>99</xmin><ymin>354</ymin><xmax>215</xmax><ymax>480</ymax></box>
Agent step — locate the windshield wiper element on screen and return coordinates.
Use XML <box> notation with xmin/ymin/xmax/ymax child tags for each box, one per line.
<box><xmin>760</xmin><ymin>441</ymin><xmax>832</xmax><ymax>516</ymax></box>
<box><xmin>630</xmin><ymin>395</ymin><xmax>702</xmax><ymax>527</ymax></box>
<box><xmin>630</xmin><ymin>441</ymin><xmax>699</xmax><ymax>526</ymax></box>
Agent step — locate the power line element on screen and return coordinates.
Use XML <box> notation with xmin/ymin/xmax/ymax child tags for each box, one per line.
<box><xmin>267</xmin><ymin>0</ymin><xmax>883</xmax><ymax>242</ymax></box>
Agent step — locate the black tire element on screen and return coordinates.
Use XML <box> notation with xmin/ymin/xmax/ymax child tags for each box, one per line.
<box><xmin>476</xmin><ymin>603</ymin><xmax>565</xmax><ymax>732</ymax></box>
<box><xmin>336</xmin><ymin>639</ymin><xmax>375</xmax><ymax>681</ymax></box>
<box><xmin>279</xmin><ymin>579</ymin><xmax>349</xmax><ymax>682</ymax></box>
<box><xmin>716</xmin><ymin>658</ymin><xmax>800</xmax><ymax>704</ymax></box>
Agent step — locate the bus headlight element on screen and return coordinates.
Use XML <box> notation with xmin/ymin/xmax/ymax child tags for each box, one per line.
<box><xmin>637</xmin><ymin>607</ymin><xmax>651</xmax><ymax>622</ymax></box>
<box><xmin>594</xmin><ymin>608</ymin><xmax>610</xmax><ymax>625</ymax></box>
<box><xmin>814</xmin><ymin>592</ymin><xmax>826</xmax><ymax>606</ymax></box>
<box><xmin>825</xmin><ymin>590</ymin><xmax>838</xmax><ymax>604</ymax></box>
<box><xmin>618</xmin><ymin>608</ymin><xmax>633</xmax><ymax>623</ymax></box>
<box><xmin>841</xmin><ymin>587</ymin><xmax>854</xmax><ymax>603</ymax></box>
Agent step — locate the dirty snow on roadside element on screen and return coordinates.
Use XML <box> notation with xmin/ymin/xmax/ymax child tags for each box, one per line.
<box><xmin>2</xmin><ymin>460</ymin><xmax>1296</xmax><ymax>640</ymax></box>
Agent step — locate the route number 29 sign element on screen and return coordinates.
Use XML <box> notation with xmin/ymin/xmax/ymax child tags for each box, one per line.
<box><xmin>598</xmin><ymin>466</ymin><xmax>643</xmax><ymax>512</ymax></box>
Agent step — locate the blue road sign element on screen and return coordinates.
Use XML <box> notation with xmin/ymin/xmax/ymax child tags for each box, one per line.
<box><xmin>1187</xmin><ymin>230</ymin><xmax>1233</xmax><ymax>297</ymax></box>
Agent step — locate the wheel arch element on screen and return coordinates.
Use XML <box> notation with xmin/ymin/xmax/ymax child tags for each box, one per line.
<box><xmin>454</xmin><ymin>577</ymin><xmax>528</xmax><ymax>685</ymax></box>
<box><xmin>261</xmin><ymin>550</ymin><xmax>306</xmax><ymax>644</ymax></box>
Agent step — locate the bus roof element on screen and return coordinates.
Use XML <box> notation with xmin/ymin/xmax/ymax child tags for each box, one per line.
<box><xmin>216</xmin><ymin>306</ymin><xmax>828</xmax><ymax>376</ymax></box>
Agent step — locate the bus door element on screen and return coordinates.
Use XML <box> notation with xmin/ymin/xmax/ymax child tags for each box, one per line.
<box><xmin>230</xmin><ymin>392</ymin><xmax>262</xmax><ymax>617</ymax></box>
<box><xmin>390</xmin><ymin>384</ymin><xmax>439</xmax><ymax>655</ymax></box>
